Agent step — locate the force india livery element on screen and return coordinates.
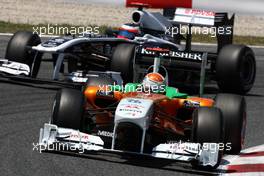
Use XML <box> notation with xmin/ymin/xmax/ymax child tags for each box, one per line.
<box><xmin>0</xmin><ymin>6</ymin><xmax>249</xmax><ymax>171</ymax></box>
<box><xmin>38</xmin><ymin>48</ymin><xmax>246</xmax><ymax>170</ymax></box>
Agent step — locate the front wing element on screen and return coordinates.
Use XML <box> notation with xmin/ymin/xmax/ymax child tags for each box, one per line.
<box><xmin>39</xmin><ymin>123</ymin><xmax>220</xmax><ymax>167</ymax></box>
<box><xmin>0</xmin><ymin>59</ymin><xmax>30</xmax><ymax>76</ymax></box>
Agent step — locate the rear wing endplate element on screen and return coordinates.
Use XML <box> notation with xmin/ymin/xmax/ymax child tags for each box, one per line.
<box><xmin>163</xmin><ymin>8</ymin><xmax>235</xmax><ymax>52</ymax></box>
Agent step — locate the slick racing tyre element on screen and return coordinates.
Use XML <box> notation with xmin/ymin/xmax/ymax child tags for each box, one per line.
<box><xmin>216</xmin><ymin>44</ymin><xmax>256</xmax><ymax>94</ymax></box>
<box><xmin>191</xmin><ymin>107</ymin><xmax>224</xmax><ymax>169</ymax></box>
<box><xmin>51</xmin><ymin>89</ymin><xmax>85</xmax><ymax>130</ymax></box>
<box><xmin>110</xmin><ymin>43</ymin><xmax>136</xmax><ymax>83</ymax></box>
<box><xmin>5</xmin><ymin>31</ymin><xmax>42</xmax><ymax>77</ymax></box>
<box><xmin>214</xmin><ymin>93</ymin><xmax>246</xmax><ymax>154</ymax></box>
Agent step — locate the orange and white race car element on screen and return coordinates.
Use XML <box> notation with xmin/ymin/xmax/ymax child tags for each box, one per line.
<box><xmin>39</xmin><ymin>68</ymin><xmax>246</xmax><ymax>169</ymax></box>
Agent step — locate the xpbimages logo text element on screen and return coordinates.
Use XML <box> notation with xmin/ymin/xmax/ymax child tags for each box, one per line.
<box><xmin>32</xmin><ymin>142</ymin><xmax>85</xmax><ymax>154</ymax></box>
<box><xmin>165</xmin><ymin>24</ymin><xmax>233</xmax><ymax>38</ymax></box>
<box><xmin>167</xmin><ymin>141</ymin><xmax>232</xmax><ymax>153</ymax></box>
<box><xmin>33</xmin><ymin>24</ymin><xmax>100</xmax><ymax>36</ymax></box>
<box><xmin>97</xmin><ymin>83</ymin><xmax>166</xmax><ymax>96</ymax></box>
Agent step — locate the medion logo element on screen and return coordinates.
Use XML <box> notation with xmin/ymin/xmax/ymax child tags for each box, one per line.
<box><xmin>140</xmin><ymin>48</ymin><xmax>202</xmax><ymax>61</ymax></box>
<box><xmin>97</xmin><ymin>130</ymin><xmax>113</xmax><ymax>138</ymax></box>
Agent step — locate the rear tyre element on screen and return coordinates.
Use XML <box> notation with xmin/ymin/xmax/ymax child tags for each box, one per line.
<box><xmin>214</xmin><ymin>93</ymin><xmax>246</xmax><ymax>154</ymax></box>
<box><xmin>110</xmin><ymin>43</ymin><xmax>135</xmax><ymax>83</ymax></box>
<box><xmin>51</xmin><ymin>89</ymin><xmax>85</xmax><ymax>130</ymax></box>
<box><xmin>191</xmin><ymin>107</ymin><xmax>224</xmax><ymax>169</ymax></box>
<box><xmin>5</xmin><ymin>31</ymin><xmax>42</xmax><ymax>77</ymax></box>
<box><xmin>216</xmin><ymin>44</ymin><xmax>256</xmax><ymax>94</ymax></box>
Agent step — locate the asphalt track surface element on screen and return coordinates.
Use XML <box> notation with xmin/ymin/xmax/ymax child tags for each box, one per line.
<box><xmin>0</xmin><ymin>35</ymin><xmax>263</xmax><ymax>176</ymax></box>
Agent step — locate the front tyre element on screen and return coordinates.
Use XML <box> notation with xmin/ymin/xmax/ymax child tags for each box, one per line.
<box><xmin>214</xmin><ymin>93</ymin><xmax>246</xmax><ymax>154</ymax></box>
<box><xmin>5</xmin><ymin>31</ymin><xmax>42</xmax><ymax>77</ymax></box>
<box><xmin>51</xmin><ymin>89</ymin><xmax>85</xmax><ymax>130</ymax></box>
<box><xmin>191</xmin><ymin>107</ymin><xmax>224</xmax><ymax>169</ymax></box>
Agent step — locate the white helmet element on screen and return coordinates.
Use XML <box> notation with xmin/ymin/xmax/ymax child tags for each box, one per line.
<box><xmin>142</xmin><ymin>73</ymin><xmax>166</xmax><ymax>94</ymax></box>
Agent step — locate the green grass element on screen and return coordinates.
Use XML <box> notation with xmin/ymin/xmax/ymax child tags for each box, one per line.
<box><xmin>0</xmin><ymin>21</ymin><xmax>263</xmax><ymax>46</ymax></box>
<box><xmin>0</xmin><ymin>21</ymin><xmax>34</xmax><ymax>33</ymax></box>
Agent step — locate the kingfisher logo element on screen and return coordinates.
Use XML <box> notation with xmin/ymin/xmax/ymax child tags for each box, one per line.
<box><xmin>140</xmin><ymin>48</ymin><xmax>202</xmax><ymax>61</ymax></box>
<box><xmin>170</xmin><ymin>51</ymin><xmax>202</xmax><ymax>60</ymax></box>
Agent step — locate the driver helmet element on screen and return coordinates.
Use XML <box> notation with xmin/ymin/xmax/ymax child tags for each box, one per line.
<box><xmin>117</xmin><ymin>23</ymin><xmax>140</xmax><ymax>40</ymax></box>
<box><xmin>142</xmin><ymin>73</ymin><xmax>166</xmax><ymax>94</ymax></box>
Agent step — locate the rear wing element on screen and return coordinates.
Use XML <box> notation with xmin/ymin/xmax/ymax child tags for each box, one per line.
<box><xmin>172</xmin><ymin>8</ymin><xmax>216</xmax><ymax>26</ymax></box>
<box><xmin>163</xmin><ymin>8</ymin><xmax>235</xmax><ymax>52</ymax></box>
